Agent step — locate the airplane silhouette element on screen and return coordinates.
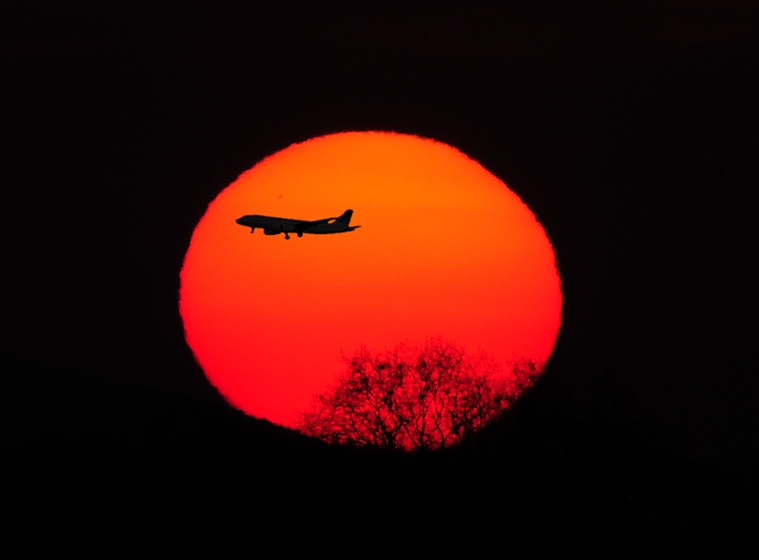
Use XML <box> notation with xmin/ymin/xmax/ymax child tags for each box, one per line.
<box><xmin>235</xmin><ymin>209</ymin><xmax>361</xmax><ymax>239</ymax></box>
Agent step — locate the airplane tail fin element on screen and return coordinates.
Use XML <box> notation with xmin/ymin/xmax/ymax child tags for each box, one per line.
<box><xmin>336</xmin><ymin>209</ymin><xmax>353</xmax><ymax>225</ymax></box>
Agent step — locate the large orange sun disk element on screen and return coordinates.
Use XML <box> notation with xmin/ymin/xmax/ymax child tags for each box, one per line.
<box><xmin>180</xmin><ymin>132</ymin><xmax>561</xmax><ymax>427</ymax></box>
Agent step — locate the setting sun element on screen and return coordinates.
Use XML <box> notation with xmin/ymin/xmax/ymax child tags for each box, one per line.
<box><xmin>179</xmin><ymin>131</ymin><xmax>561</xmax><ymax>428</ymax></box>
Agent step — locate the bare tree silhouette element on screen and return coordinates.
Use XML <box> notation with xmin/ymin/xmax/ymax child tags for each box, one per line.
<box><xmin>298</xmin><ymin>338</ymin><xmax>542</xmax><ymax>451</ymax></box>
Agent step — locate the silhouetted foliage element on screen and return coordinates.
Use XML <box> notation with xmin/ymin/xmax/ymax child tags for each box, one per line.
<box><xmin>298</xmin><ymin>338</ymin><xmax>542</xmax><ymax>451</ymax></box>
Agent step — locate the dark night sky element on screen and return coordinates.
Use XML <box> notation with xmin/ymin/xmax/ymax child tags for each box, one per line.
<box><xmin>4</xmin><ymin>0</ymin><xmax>759</xmax><ymax>488</ymax></box>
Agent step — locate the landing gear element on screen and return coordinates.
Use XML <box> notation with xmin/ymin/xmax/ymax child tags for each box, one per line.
<box><xmin>284</xmin><ymin>233</ymin><xmax>290</xmax><ymax>240</ymax></box>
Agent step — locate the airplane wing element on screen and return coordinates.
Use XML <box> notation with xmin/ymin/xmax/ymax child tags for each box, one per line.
<box><xmin>292</xmin><ymin>217</ymin><xmax>335</xmax><ymax>233</ymax></box>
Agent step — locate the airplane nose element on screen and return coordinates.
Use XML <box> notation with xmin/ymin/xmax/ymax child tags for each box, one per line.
<box><xmin>235</xmin><ymin>217</ymin><xmax>246</xmax><ymax>225</ymax></box>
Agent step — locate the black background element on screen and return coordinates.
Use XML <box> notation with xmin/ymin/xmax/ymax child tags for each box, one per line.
<box><xmin>4</xmin><ymin>1</ymin><xmax>758</xmax><ymax>553</ymax></box>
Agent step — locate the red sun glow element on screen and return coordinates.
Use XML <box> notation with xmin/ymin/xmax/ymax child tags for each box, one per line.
<box><xmin>179</xmin><ymin>132</ymin><xmax>561</xmax><ymax>428</ymax></box>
